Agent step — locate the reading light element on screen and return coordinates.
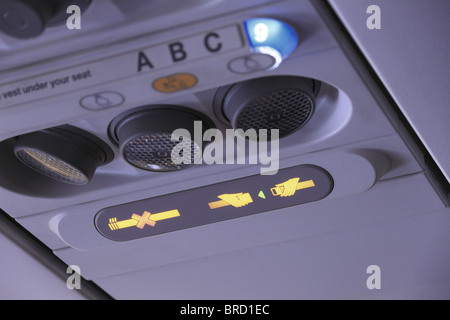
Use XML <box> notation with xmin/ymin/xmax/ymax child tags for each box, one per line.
<box><xmin>14</xmin><ymin>125</ymin><xmax>113</xmax><ymax>185</ymax></box>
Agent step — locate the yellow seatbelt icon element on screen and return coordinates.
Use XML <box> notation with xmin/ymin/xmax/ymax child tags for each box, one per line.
<box><xmin>108</xmin><ymin>209</ymin><xmax>180</xmax><ymax>231</ymax></box>
<box><xmin>271</xmin><ymin>178</ymin><xmax>315</xmax><ymax>197</ymax></box>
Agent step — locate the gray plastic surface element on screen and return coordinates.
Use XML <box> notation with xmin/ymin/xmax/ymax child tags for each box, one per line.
<box><xmin>0</xmin><ymin>0</ymin><xmax>448</xmax><ymax>299</ymax></box>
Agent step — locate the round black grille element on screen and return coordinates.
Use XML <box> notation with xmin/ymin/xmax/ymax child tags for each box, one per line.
<box><xmin>215</xmin><ymin>76</ymin><xmax>319</xmax><ymax>140</ymax></box>
<box><xmin>123</xmin><ymin>133</ymin><xmax>200</xmax><ymax>171</ymax></box>
<box><xmin>109</xmin><ymin>105</ymin><xmax>214</xmax><ymax>172</ymax></box>
<box><xmin>235</xmin><ymin>89</ymin><xmax>314</xmax><ymax>138</ymax></box>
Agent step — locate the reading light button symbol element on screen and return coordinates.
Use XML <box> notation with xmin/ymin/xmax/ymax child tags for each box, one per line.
<box><xmin>108</xmin><ymin>209</ymin><xmax>180</xmax><ymax>231</ymax></box>
<box><xmin>271</xmin><ymin>178</ymin><xmax>315</xmax><ymax>197</ymax></box>
<box><xmin>208</xmin><ymin>192</ymin><xmax>253</xmax><ymax>209</ymax></box>
<box><xmin>227</xmin><ymin>53</ymin><xmax>276</xmax><ymax>74</ymax></box>
<box><xmin>80</xmin><ymin>91</ymin><xmax>125</xmax><ymax>110</ymax></box>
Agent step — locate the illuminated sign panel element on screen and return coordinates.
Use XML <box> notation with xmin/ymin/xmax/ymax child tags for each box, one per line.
<box><xmin>95</xmin><ymin>165</ymin><xmax>333</xmax><ymax>241</ymax></box>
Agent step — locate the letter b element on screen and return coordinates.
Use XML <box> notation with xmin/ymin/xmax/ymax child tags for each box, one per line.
<box><xmin>169</xmin><ymin>42</ymin><xmax>187</xmax><ymax>62</ymax></box>
<box><xmin>224</xmin><ymin>305</ymin><xmax>231</xmax><ymax>314</ymax></box>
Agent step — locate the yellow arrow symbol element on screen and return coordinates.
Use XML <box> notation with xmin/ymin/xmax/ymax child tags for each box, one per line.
<box><xmin>108</xmin><ymin>209</ymin><xmax>180</xmax><ymax>231</ymax></box>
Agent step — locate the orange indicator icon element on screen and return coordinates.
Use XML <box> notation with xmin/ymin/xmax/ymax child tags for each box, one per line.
<box><xmin>152</xmin><ymin>73</ymin><xmax>197</xmax><ymax>93</ymax></box>
<box><xmin>208</xmin><ymin>192</ymin><xmax>253</xmax><ymax>209</ymax></box>
<box><xmin>108</xmin><ymin>209</ymin><xmax>180</xmax><ymax>231</ymax></box>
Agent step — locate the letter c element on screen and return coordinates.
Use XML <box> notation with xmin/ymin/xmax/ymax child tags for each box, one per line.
<box><xmin>263</xmin><ymin>305</ymin><xmax>269</xmax><ymax>315</ymax></box>
<box><xmin>204</xmin><ymin>32</ymin><xmax>222</xmax><ymax>52</ymax></box>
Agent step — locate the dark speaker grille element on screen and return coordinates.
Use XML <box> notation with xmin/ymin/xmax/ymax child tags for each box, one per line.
<box><xmin>235</xmin><ymin>89</ymin><xmax>314</xmax><ymax>138</ymax></box>
<box><xmin>123</xmin><ymin>133</ymin><xmax>200</xmax><ymax>171</ymax></box>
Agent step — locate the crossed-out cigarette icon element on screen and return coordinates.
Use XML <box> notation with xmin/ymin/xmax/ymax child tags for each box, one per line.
<box><xmin>108</xmin><ymin>209</ymin><xmax>180</xmax><ymax>231</ymax></box>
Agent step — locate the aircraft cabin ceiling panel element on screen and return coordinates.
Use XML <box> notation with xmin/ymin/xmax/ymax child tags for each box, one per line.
<box><xmin>0</xmin><ymin>0</ymin><xmax>448</xmax><ymax>300</ymax></box>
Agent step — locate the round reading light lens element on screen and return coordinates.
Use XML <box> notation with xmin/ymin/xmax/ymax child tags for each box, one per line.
<box><xmin>14</xmin><ymin>125</ymin><xmax>114</xmax><ymax>185</ymax></box>
<box><xmin>15</xmin><ymin>148</ymin><xmax>89</xmax><ymax>185</ymax></box>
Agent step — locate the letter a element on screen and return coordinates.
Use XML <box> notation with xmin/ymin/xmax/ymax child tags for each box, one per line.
<box><xmin>66</xmin><ymin>265</ymin><xmax>81</xmax><ymax>290</ymax></box>
<box><xmin>171</xmin><ymin>129</ymin><xmax>192</xmax><ymax>165</ymax></box>
<box><xmin>137</xmin><ymin>51</ymin><xmax>154</xmax><ymax>72</ymax></box>
<box><xmin>66</xmin><ymin>5</ymin><xmax>81</xmax><ymax>30</ymax></box>
<box><xmin>366</xmin><ymin>265</ymin><xmax>381</xmax><ymax>289</ymax></box>
<box><xmin>366</xmin><ymin>5</ymin><xmax>381</xmax><ymax>30</ymax></box>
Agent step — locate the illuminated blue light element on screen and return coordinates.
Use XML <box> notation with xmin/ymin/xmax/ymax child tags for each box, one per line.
<box><xmin>244</xmin><ymin>18</ymin><xmax>298</xmax><ymax>62</ymax></box>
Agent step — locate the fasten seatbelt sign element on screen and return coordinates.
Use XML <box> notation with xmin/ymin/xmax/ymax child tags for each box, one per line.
<box><xmin>95</xmin><ymin>164</ymin><xmax>333</xmax><ymax>241</ymax></box>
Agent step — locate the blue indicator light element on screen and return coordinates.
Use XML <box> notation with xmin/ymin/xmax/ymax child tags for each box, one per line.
<box><xmin>244</xmin><ymin>18</ymin><xmax>298</xmax><ymax>67</ymax></box>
